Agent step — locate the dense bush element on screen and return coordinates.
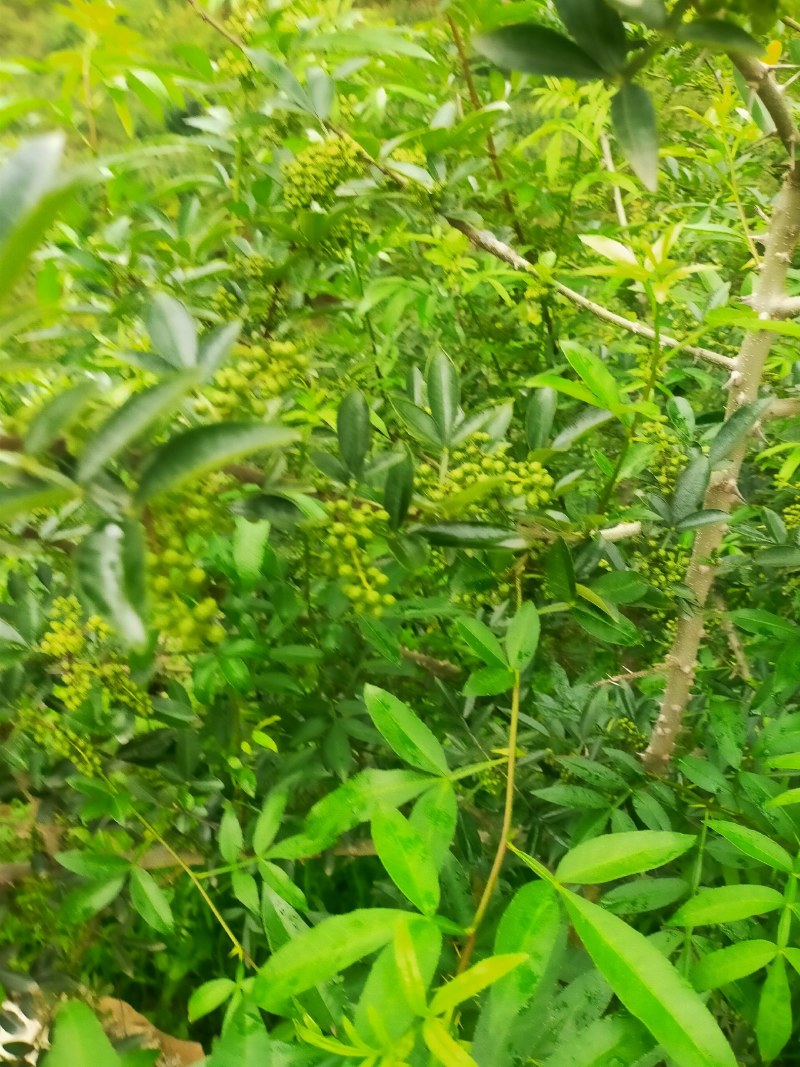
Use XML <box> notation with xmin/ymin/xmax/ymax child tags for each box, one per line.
<box><xmin>3</xmin><ymin>0</ymin><xmax>800</xmax><ymax>1064</ymax></box>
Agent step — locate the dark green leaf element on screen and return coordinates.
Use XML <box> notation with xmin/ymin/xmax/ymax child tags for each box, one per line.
<box><xmin>611</xmin><ymin>82</ymin><xmax>659</xmax><ymax>192</ymax></box>
<box><xmin>606</xmin><ymin>0</ymin><xmax>666</xmax><ymax>28</ymax></box>
<box><xmin>526</xmin><ymin>387</ymin><xmax>558</xmax><ymax>450</ymax></box>
<box><xmin>555</xmin><ymin>0</ymin><xmax>627</xmax><ymax>73</ymax></box>
<box><xmin>135</xmin><ymin>422</ymin><xmax>297</xmax><ymax>505</ymax></box>
<box><xmin>426</xmin><ymin>350</ymin><xmax>460</xmax><ymax>445</ymax></box>
<box><xmin>363</xmin><ymin>684</ymin><xmax>448</xmax><ymax>774</ymax></box>
<box><xmin>672</xmin><ymin>455</ymin><xmax>710</xmax><ymax>522</ymax></box>
<box><xmin>455</xmin><ymin>617</ymin><xmax>508</xmax><ymax>669</ymax></box>
<box><xmin>505</xmin><ymin>601</ymin><xmax>540</xmax><ymax>671</ymax></box>
<box><xmin>337</xmin><ymin>388</ymin><xmax>371</xmax><ymax>478</ymax></box>
<box><xmin>692</xmin><ymin>940</ymin><xmax>777</xmax><ymax>992</ymax></box>
<box><xmin>129</xmin><ymin>868</ymin><xmax>173</xmax><ymax>932</ymax></box>
<box><xmin>475</xmin><ymin>24</ymin><xmax>605</xmax><ymax>81</ymax></box>
<box><xmin>676</xmin><ymin>19</ymin><xmax>762</xmax><ymax>56</ymax></box>
<box><xmin>413</xmin><ymin>521</ymin><xmax>523</xmax><ymax>548</ymax></box>
<box><xmin>384</xmin><ymin>453</ymin><xmax>414</xmax><ymax>530</ymax></box>
<box><xmin>709</xmin><ymin>398</ymin><xmax>771</xmax><ymax>466</ymax></box>
<box><xmin>372</xmin><ymin>806</ymin><xmax>440</xmax><ymax>915</ymax></box>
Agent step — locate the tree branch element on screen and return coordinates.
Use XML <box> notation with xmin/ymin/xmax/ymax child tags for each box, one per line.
<box><xmin>445</xmin><ymin>217</ymin><xmax>735</xmax><ymax>370</ymax></box>
<box><xmin>732</xmin><ymin>55</ymin><xmax>800</xmax><ymax>160</ymax></box>
<box><xmin>185</xmin><ymin>0</ymin><xmax>249</xmax><ymax>54</ymax></box>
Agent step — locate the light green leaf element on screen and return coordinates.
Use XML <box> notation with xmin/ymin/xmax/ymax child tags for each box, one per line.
<box><xmin>562</xmin><ymin>890</ymin><xmax>737</xmax><ymax>1066</ymax></box>
<box><xmin>464</xmin><ymin>666</ymin><xmax>515</xmax><ymax>696</ymax></box>
<box><xmin>669</xmin><ymin>884</ymin><xmax>784</xmax><ymax>926</ymax></box>
<box><xmin>455</xmin><ymin>617</ymin><xmax>508</xmax><ymax>669</ymax></box>
<box><xmin>606</xmin><ymin>0</ymin><xmax>666</xmax><ymax>28</ymax></box>
<box><xmin>0</xmin><ymin>618</ymin><xmax>26</xmax><ymax>646</ymax></box>
<box><xmin>430</xmin><ymin>954</ymin><xmax>526</xmax><ymax>1015</ymax></box>
<box><xmin>25</xmin><ymin>381</ymin><xmax>99</xmax><ymax>455</ymax></box>
<box><xmin>43</xmin><ymin>1000</ymin><xmax>121</xmax><ymax>1067</ymax></box>
<box><xmin>422</xmin><ymin>1016</ymin><xmax>478</xmax><ymax>1067</ymax></box>
<box><xmin>611</xmin><ymin>82</ymin><xmax>658</xmax><ymax>192</ymax></box>
<box><xmin>692</xmin><ymin>940</ymin><xmax>777</xmax><ymax>992</ymax></box>
<box><xmin>707</xmin><ymin>820</ymin><xmax>793</xmax><ymax>873</ymax></box>
<box><xmin>410</xmin><ymin>781</ymin><xmax>457</xmax><ymax>872</ymax></box>
<box><xmin>77</xmin><ymin>373</ymin><xmax>197</xmax><ymax>483</ymax></box>
<box><xmin>556</xmin><ymin>831</ymin><xmax>695</xmax><ymax>884</ymax></box>
<box><xmin>232</xmin><ymin>516</ymin><xmax>270</xmax><ymax>588</ymax></box>
<box><xmin>364</xmin><ymin>684</ymin><xmax>448</xmax><ymax>774</ymax></box>
<box><xmin>146</xmin><ymin>293</ymin><xmax>197</xmax><ymax>369</ymax></box>
<box><xmin>219</xmin><ymin>806</ymin><xmax>243</xmax><ymax>864</ymax></box>
<box><xmin>756</xmin><ymin>957</ymin><xmax>792</xmax><ymax>1063</ymax></box>
<box><xmin>134</xmin><ymin>422</ymin><xmax>298</xmax><ymax>505</ymax></box>
<box><xmin>253</xmin><ymin>909</ymin><xmax>408</xmax><ymax>1011</ymax></box>
<box><xmin>372</xmin><ymin>806</ymin><xmax>440</xmax><ymax>915</ymax></box>
<box><xmin>427</xmin><ymin>350</ymin><xmax>460</xmax><ymax>445</ymax></box>
<box><xmin>525</xmin><ymin>387</ymin><xmax>558</xmax><ymax>450</ymax></box>
<box><xmin>253</xmin><ymin>791</ymin><xmax>287</xmax><ymax>856</ymax></box>
<box><xmin>187</xmin><ymin>978</ymin><xmax>236</xmax><ymax>1022</ymax></box>
<box><xmin>475</xmin><ymin>23</ymin><xmax>605</xmax><ymax>81</ymax></box>
<box><xmin>129</xmin><ymin>868</ymin><xmax>173</xmax><ymax>932</ymax></box>
<box><xmin>75</xmin><ymin>521</ymin><xmax>147</xmax><ymax>649</ymax></box>
<box><xmin>337</xmin><ymin>388</ymin><xmax>371</xmax><ymax>478</ymax></box>
<box><xmin>505</xmin><ymin>601</ymin><xmax>540</xmax><ymax>671</ymax></box>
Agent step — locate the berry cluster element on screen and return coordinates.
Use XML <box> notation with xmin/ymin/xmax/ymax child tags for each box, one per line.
<box><xmin>38</xmin><ymin>596</ymin><xmax>151</xmax><ymax>718</ymax></box>
<box><xmin>147</xmin><ymin>487</ymin><xmax>228</xmax><ymax>650</ymax></box>
<box><xmin>606</xmin><ymin>716</ymin><xmax>649</xmax><ymax>752</ymax></box>
<box><xmin>282</xmin><ymin>137</ymin><xmax>364</xmax><ymax>212</ymax></box>
<box><xmin>783</xmin><ymin>502</ymin><xmax>800</xmax><ymax>530</ymax></box>
<box><xmin>15</xmin><ymin>702</ymin><xmax>101</xmax><ymax>775</ymax></box>
<box><xmin>416</xmin><ymin>433</ymin><xmax>553</xmax><ymax>517</ymax></box>
<box><xmin>634</xmin><ymin>419</ymin><xmax>685</xmax><ymax>493</ymax></box>
<box><xmin>631</xmin><ymin>539</ymin><xmax>689</xmax><ymax>597</ymax></box>
<box><xmin>194</xmin><ymin>340</ymin><xmax>309</xmax><ymax>420</ymax></box>
<box><xmin>319</xmin><ymin>500</ymin><xmax>396</xmax><ymax>616</ymax></box>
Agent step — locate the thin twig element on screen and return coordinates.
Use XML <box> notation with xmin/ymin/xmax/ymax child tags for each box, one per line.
<box><xmin>599</xmin><ymin>132</ymin><xmax>628</xmax><ymax>229</ymax></box>
<box><xmin>446</xmin><ymin>217</ymin><xmax>735</xmax><ymax>371</ymax></box>
<box><xmin>185</xmin><ymin>0</ymin><xmax>250</xmax><ymax>54</ymax></box>
<box><xmin>593</xmin><ymin>665</ymin><xmax>666</xmax><ymax>687</ymax></box>
<box><xmin>400</xmin><ymin>646</ymin><xmax>463</xmax><ymax>680</ymax></box>
<box><xmin>447</xmin><ymin>14</ymin><xmax>524</xmax><ymax>245</ymax></box>
<box><xmin>712</xmin><ymin>593</ymin><xmax>753</xmax><ymax>684</ymax></box>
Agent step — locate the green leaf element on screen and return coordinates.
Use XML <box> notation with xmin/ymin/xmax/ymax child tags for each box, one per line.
<box><xmin>590</xmin><ymin>570</ymin><xmax>648</xmax><ymax>604</ymax></box>
<box><xmin>364</xmin><ymin>684</ymin><xmax>449</xmax><ymax>774</ymax></box>
<box><xmin>709</xmin><ymin>398</ymin><xmax>771</xmax><ymax>466</ymax></box>
<box><xmin>602</xmin><ymin>877</ymin><xmax>689</xmax><ymax>915</ymax></box>
<box><xmin>692</xmin><ymin>940</ymin><xmax>777</xmax><ymax>992</ymax></box>
<box><xmin>676</xmin><ymin>19</ymin><xmax>762</xmax><ymax>56</ymax></box>
<box><xmin>372</xmin><ymin>806</ymin><xmax>440</xmax><ymax>915</ymax></box>
<box><xmin>555</xmin><ymin>0</ymin><xmax>627</xmax><ymax>74</ymax></box>
<box><xmin>464</xmin><ymin>666</ymin><xmax>515</xmax><ymax>696</ymax></box>
<box><xmin>0</xmin><ymin>618</ymin><xmax>27</xmax><ymax>646</ymax></box>
<box><xmin>425</xmin><ymin>1019</ymin><xmax>478</xmax><ymax>1067</ymax></box>
<box><xmin>384</xmin><ymin>453</ymin><xmax>414</xmax><ymax>530</ymax></box>
<box><xmin>409</xmin><ymin>781</ymin><xmax>458</xmax><ymax>871</ymax></box>
<box><xmin>546</xmin><ymin>538</ymin><xmax>576</xmax><ymax>602</ymax></box>
<box><xmin>414</xmin><ymin>522</ymin><xmax>523</xmax><ymax>549</ymax></box>
<box><xmin>392</xmin><ymin>396</ymin><xmax>442</xmax><ymax>446</ymax></box>
<box><xmin>672</xmin><ymin>455</ymin><xmax>710</xmax><ymax>522</ymax></box>
<box><xmin>430</xmin><ymin>954</ymin><xmax>526</xmax><ymax>1015</ymax></box>
<box><xmin>77</xmin><ymin>373</ymin><xmax>198</xmax><ymax>483</ymax></box>
<box><xmin>25</xmin><ymin>381</ymin><xmax>99</xmax><ymax>455</ymax></box>
<box><xmin>611</xmin><ymin>82</ymin><xmax>659</xmax><ymax>192</ymax></box>
<box><xmin>188</xmin><ymin>978</ymin><xmax>236</xmax><ymax>1022</ymax></box>
<box><xmin>219</xmin><ymin>806</ymin><xmax>243</xmax><ymax>864</ymax></box>
<box><xmin>561</xmin><ymin>890</ymin><xmax>737</xmax><ymax>1067</ymax></box>
<box><xmin>561</xmin><ymin>341</ymin><xmax>620</xmax><ymax>408</ymax></box>
<box><xmin>62</xmin><ymin>876</ymin><xmax>127</xmax><ymax>923</ymax></box>
<box><xmin>232</xmin><ymin>516</ymin><xmax>270</xmax><ymax>588</ymax></box>
<box><xmin>337</xmin><ymin>388</ymin><xmax>371</xmax><ymax>478</ymax></box>
<box><xmin>0</xmin><ymin>480</ymin><xmax>76</xmax><ymax>521</ymax></box>
<box><xmin>146</xmin><ymin>293</ymin><xmax>197</xmax><ymax>369</ymax></box>
<box><xmin>232</xmin><ymin>869</ymin><xmax>262</xmax><ymax>913</ymax></box>
<box><xmin>505</xmin><ymin>601</ymin><xmax>540</xmax><ymax>671</ymax></box>
<box><xmin>75</xmin><ymin>521</ymin><xmax>147</xmax><ymax>649</ymax></box>
<box><xmin>0</xmin><ymin>132</ymin><xmax>64</xmax><ymax>245</ymax></box>
<box><xmin>43</xmin><ymin>1000</ymin><xmax>121</xmax><ymax>1067</ymax></box>
<box><xmin>606</xmin><ymin>0</ymin><xmax>666</xmax><ymax>28</ymax></box>
<box><xmin>55</xmin><ymin>851</ymin><xmax>131</xmax><ymax>880</ymax></box>
<box><xmin>426</xmin><ymin>350</ymin><xmax>460</xmax><ymax>445</ymax></box>
<box><xmin>525</xmin><ymin>387</ymin><xmax>558</xmax><ymax>450</ymax></box>
<box><xmin>253</xmin><ymin>791</ymin><xmax>287</xmax><ymax>857</ymax></box>
<box><xmin>475</xmin><ymin>24</ymin><xmax>605</xmax><ymax>81</ymax></box>
<box><xmin>707</xmin><ymin>820</ymin><xmax>793</xmax><ymax>873</ymax></box>
<box><xmin>756</xmin><ymin>957</ymin><xmax>792</xmax><ymax>1063</ymax></box>
<box><xmin>197</xmin><ymin>321</ymin><xmax>242</xmax><ymax>379</ymax></box>
<box><xmin>455</xmin><ymin>617</ymin><xmax>508</xmax><ymax>669</ymax></box>
<box><xmin>135</xmin><ymin>422</ymin><xmax>297</xmax><ymax>505</ymax></box>
<box><xmin>129</xmin><ymin>868</ymin><xmax>173</xmax><ymax>932</ymax></box>
<box><xmin>669</xmin><ymin>884</ymin><xmax>784</xmax><ymax>926</ymax></box>
<box><xmin>253</xmin><ymin>909</ymin><xmax>408</xmax><ymax>1011</ymax></box>
<box><xmin>556</xmin><ymin>831</ymin><xmax>695</xmax><ymax>884</ymax></box>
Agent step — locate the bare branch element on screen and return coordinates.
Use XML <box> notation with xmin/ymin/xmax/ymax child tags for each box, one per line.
<box><xmin>732</xmin><ymin>55</ymin><xmax>800</xmax><ymax>161</ymax></box>
<box><xmin>599</xmin><ymin>132</ymin><xmax>628</xmax><ymax>229</ymax></box>
<box><xmin>446</xmin><ymin>217</ymin><xmax>735</xmax><ymax>370</ymax></box>
<box><xmin>185</xmin><ymin>0</ymin><xmax>250</xmax><ymax>54</ymax></box>
<box><xmin>765</xmin><ymin>295</ymin><xmax>800</xmax><ymax>318</ymax></box>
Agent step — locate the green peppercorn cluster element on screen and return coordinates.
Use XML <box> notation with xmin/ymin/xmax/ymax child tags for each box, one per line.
<box><xmin>634</xmin><ymin>419</ymin><xmax>685</xmax><ymax>492</ymax></box>
<box><xmin>39</xmin><ymin>596</ymin><xmax>151</xmax><ymax>718</ymax></box>
<box><xmin>195</xmin><ymin>341</ymin><xmax>308</xmax><ymax>420</ymax></box>
<box><xmin>282</xmin><ymin>137</ymin><xmax>364</xmax><ymax>212</ymax></box>
<box><xmin>416</xmin><ymin>433</ymin><xmax>553</xmax><ymax>517</ymax></box>
<box><xmin>606</xmin><ymin>716</ymin><xmax>649</xmax><ymax>752</ymax></box>
<box><xmin>319</xmin><ymin>499</ymin><xmax>396</xmax><ymax>616</ymax></box>
<box><xmin>631</xmin><ymin>539</ymin><xmax>689</xmax><ymax>597</ymax></box>
<box><xmin>147</xmin><ymin>488</ymin><xmax>228</xmax><ymax>650</ymax></box>
<box><xmin>783</xmin><ymin>502</ymin><xmax>800</xmax><ymax>530</ymax></box>
<box><xmin>16</xmin><ymin>702</ymin><xmax>101</xmax><ymax>775</ymax></box>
